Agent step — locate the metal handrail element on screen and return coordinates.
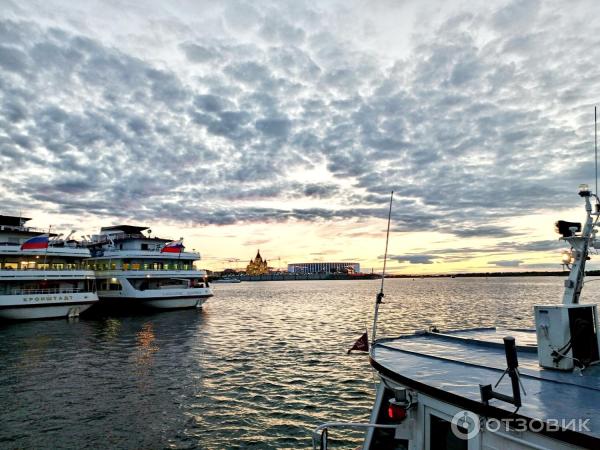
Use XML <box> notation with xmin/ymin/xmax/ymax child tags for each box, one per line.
<box><xmin>311</xmin><ymin>422</ymin><xmax>398</xmax><ymax>450</ymax></box>
<box><xmin>11</xmin><ymin>288</ymin><xmax>83</xmax><ymax>295</ymax></box>
<box><xmin>1</xmin><ymin>267</ymin><xmax>87</xmax><ymax>271</ymax></box>
<box><xmin>92</xmin><ymin>267</ymin><xmax>199</xmax><ymax>271</ymax></box>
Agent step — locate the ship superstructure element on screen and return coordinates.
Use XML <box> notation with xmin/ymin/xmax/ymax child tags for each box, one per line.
<box><xmin>0</xmin><ymin>215</ymin><xmax>98</xmax><ymax>320</ymax></box>
<box><xmin>86</xmin><ymin>225</ymin><xmax>213</xmax><ymax>309</ymax></box>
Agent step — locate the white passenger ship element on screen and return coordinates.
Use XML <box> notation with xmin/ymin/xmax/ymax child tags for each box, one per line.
<box><xmin>0</xmin><ymin>215</ymin><xmax>98</xmax><ymax>320</ymax></box>
<box><xmin>86</xmin><ymin>225</ymin><xmax>213</xmax><ymax>309</ymax></box>
<box><xmin>313</xmin><ymin>185</ymin><xmax>600</xmax><ymax>450</ymax></box>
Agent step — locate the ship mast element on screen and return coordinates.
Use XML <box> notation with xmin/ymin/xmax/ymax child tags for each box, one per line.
<box><xmin>561</xmin><ymin>186</ymin><xmax>597</xmax><ymax>305</ymax></box>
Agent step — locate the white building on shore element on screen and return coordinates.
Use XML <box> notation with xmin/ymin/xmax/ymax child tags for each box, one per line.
<box><xmin>287</xmin><ymin>262</ymin><xmax>360</xmax><ymax>274</ymax></box>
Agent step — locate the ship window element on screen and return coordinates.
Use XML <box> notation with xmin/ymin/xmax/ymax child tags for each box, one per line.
<box><xmin>3</xmin><ymin>262</ymin><xmax>18</xmax><ymax>270</ymax></box>
<box><xmin>141</xmin><ymin>243</ymin><xmax>148</xmax><ymax>250</ymax></box>
<box><xmin>123</xmin><ymin>263</ymin><xmax>129</xmax><ymax>270</ymax></box>
<box><xmin>132</xmin><ymin>263</ymin><xmax>140</xmax><ymax>270</ymax></box>
<box><xmin>429</xmin><ymin>415</ymin><xmax>467</xmax><ymax>450</ymax></box>
<box><xmin>111</xmin><ymin>263</ymin><xmax>116</xmax><ymax>270</ymax></box>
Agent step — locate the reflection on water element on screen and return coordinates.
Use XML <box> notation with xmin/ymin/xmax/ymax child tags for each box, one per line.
<box><xmin>0</xmin><ymin>277</ymin><xmax>583</xmax><ymax>449</ymax></box>
<box><xmin>101</xmin><ymin>318</ymin><xmax>122</xmax><ymax>341</ymax></box>
<box><xmin>16</xmin><ymin>335</ymin><xmax>52</xmax><ymax>370</ymax></box>
<box><xmin>135</xmin><ymin>322</ymin><xmax>159</xmax><ymax>369</ymax></box>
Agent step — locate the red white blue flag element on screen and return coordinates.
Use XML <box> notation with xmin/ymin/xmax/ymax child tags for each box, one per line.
<box><xmin>20</xmin><ymin>234</ymin><xmax>49</xmax><ymax>250</ymax></box>
<box><xmin>161</xmin><ymin>240</ymin><xmax>184</xmax><ymax>253</ymax></box>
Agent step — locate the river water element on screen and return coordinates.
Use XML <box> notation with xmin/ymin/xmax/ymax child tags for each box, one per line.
<box><xmin>0</xmin><ymin>277</ymin><xmax>585</xmax><ymax>449</ymax></box>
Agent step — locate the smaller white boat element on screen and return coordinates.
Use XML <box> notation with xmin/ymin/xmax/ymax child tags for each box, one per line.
<box><xmin>212</xmin><ymin>277</ymin><xmax>241</xmax><ymax>283</ymax></box>
<box><xmin>86</xmin><ymin>225</ymin><xmax>213</xmax><ymax>310</ymax></box>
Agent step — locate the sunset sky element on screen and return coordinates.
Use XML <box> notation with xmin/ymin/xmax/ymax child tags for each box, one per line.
<box><xmin>1</xmin><ymin>0</ymin><xmax>599</xmax><ymax>274</ymax></box>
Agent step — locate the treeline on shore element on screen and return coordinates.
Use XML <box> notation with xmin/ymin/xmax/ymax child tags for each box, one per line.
<box><xmin>386</xmin><ymin>270</ymin><xmax>584</xmax><ymax>278</ymax></box>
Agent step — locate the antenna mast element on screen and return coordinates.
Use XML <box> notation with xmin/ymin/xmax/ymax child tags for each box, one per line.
<box><xmin>371</xmin><ymin>191</ymin><xmax>394</xmax><ymax>344</ymax></box>
<box><xmin>595</xmin><ymin>106</ymin><xmax>598</xmax><ymax>197</ymax></box>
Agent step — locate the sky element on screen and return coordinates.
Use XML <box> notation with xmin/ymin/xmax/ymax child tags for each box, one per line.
<box><xmin>0</xmin><ymin>0</ymin><xmax>599</xmax><ymax>274</ymax></box>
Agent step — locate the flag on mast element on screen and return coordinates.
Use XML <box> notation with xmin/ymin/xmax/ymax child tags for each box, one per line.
<box><xmin>161</xmin><ymin>240</ymin><xmax>184</xmax><ymax>253</ymax></box>
<box><xmin>20</xmin><ymin>234</ymin><xmax>49</xmax><ymax>250</ymax></box>
<box><xmin>347</xmin><ymin>331</ymin><xmax>369</xmax><ymax>354</ymax></box>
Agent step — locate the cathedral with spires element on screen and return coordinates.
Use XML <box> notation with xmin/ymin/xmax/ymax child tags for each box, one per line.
<box><xmin>246</xmin><ymin>250</ymin><xmax>269</xmax><ymax>275</ymax></box>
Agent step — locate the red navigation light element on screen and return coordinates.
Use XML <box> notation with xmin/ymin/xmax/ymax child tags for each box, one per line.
<box><xmin>387</xmin><ymin>403</ymin><xmax>407</xmax><ymax>422</ymax></box>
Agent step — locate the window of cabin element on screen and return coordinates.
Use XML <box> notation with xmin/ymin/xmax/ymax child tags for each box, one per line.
<box><xmin>141</xmin><ymin>243</ymin><xmax>148</xmax><ymax>250</ymax></box>
<box><xmin>132</xmin><ymin>263</ymin><xmax>140</xmax><ymax>270</ymax></box>
<box><xmin>428</xmin><ymin>414</ymin><xmax>468</xmax><ymax>450</ymax></box>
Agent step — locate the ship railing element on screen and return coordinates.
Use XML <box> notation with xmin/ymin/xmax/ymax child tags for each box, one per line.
<box><xmin>10</xmin><ymin>288</ymin><xmax>83</xmax><ymax>295</ymax></box>
<box><xmin>89</xmin><ymin>233</ymin><xmax>170</xmax><ymax>244</ymax></box>
<box><xmin>0</xmin><ymin>242</ymin><xmax>88</xmax><ymax>249</ymax></box>
<box><xmin>0</xmin><ymin>225</ymin><xmax>47</xmax><ymax>233</ymax></box>
<box><xmin>1</xmin><ymin>267</ymin><xmax>88</xmax><ymax>271</ymax></box>
<box><xmin>92</xmin><ymin>267</ymin><xmax>200</xmax><ymax>271</ymax></box>
<box><xmin>311</xmin><ymin>422</ymin><xmax>398</xmax><ymax>450</ymax></box>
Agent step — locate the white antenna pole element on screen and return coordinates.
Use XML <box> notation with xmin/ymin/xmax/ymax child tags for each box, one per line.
<box><xmin>371</xmin><ymin>191</ymin><xmax>394</xmax><ymax>344</ymax></box>
<box><xmin>43</xmin><ymin>225</ymin><xmax>51</xmax><ymax>268</ymax></box>
<box><xmin>595</xmin><ymin>106</ymin><xmax>598</xmax><ymax>196</ymax></box>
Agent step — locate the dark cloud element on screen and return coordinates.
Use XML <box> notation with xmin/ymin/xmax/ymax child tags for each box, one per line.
<box><xmin>389</xmin><ymin>254</ymin><xmax>436</xmax><ymax>264</ymax></box>
<box><xmin>445</xmin><ymin>225</ymin><xmax>519</xmax><ymax>238</ymax></box>
<box><xmin>488</xmin><ymin>260</ymin><xmax>524</xmax><ymax>267</ymax></box>
<box><xmin>0</xmin><ymin>45</ymin><xmax>28</xmax><ymax>73</ymax></box>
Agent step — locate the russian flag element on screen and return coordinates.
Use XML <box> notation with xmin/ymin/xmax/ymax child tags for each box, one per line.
<box><xmin>20</xmin><ymin>234</ymin><xmax>49</xmax><ymax>250</ymax></box>
<box><xmin>161</xmin><ymin>240</ymin><xmax>184</xmax><ymax>253</ymax></box>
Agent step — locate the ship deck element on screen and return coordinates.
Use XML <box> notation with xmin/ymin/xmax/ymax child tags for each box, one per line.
<box><xmin>371</xmin><ymin>328</ymin><xmax>600</xmax><ymax>447</ymax></box>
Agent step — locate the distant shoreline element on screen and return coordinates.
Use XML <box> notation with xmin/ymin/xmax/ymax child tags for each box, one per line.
<box><xmin>386</xmin><ymin>270</ymin><xmax>577</xmax><ymax>278</ymax></box>
<box><xmin>209</xmin><ymin>270</ymin><xmax>600</xmax><ymax>282</ymax></box>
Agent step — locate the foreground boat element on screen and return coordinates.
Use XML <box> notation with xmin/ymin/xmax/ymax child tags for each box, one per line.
<box><xmin>86</xmin><ymin>225</ymin><xmax>213</xmax><ymax>310</ymax></box>
<box><xmin>0</xmin><ymin>215</ymin><xmax>98</xmax><ymax>320</ymax></box>
<box><xmin>314</xmin><ymin>185</ymin><xmax>600</xmax><ymax>449</ymax></box>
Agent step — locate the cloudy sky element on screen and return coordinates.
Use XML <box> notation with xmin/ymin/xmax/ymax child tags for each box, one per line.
<box><xmin>1</xmin><ymin>0</ymin><xmax>599</xmax><ymax>273</ymax></box>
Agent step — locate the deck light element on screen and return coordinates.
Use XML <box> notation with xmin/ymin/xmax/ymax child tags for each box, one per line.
<box><xmin>387</xmin><ymin>401</ymin><xmax>407</xmax><ymax>422</ymax></box>
<box><xmin>561</xmin><ymin>250</ymin><xmax>573</xmax><ymax>265</ymax></box>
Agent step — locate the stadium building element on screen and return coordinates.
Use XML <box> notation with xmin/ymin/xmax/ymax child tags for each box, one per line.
<box><xmin>287</xmin><ymin>262</ymin><xmax>360</xmax><ymax>274</ymax></box>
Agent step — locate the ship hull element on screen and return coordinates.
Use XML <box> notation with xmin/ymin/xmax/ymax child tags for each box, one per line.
<box><xmin>98</xmin><ymin>293</ymin><xmax>213</xmax><ymax>310</ymax></box>
<box><xmin>0</xmin><ymin>294</ymin><xmax>98</xmax><ymax>320</ymax></box>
